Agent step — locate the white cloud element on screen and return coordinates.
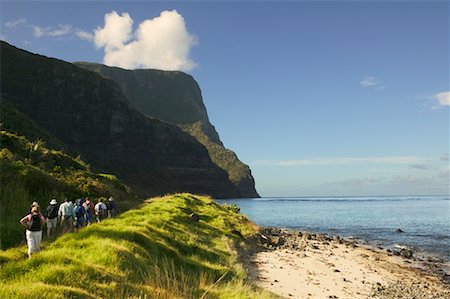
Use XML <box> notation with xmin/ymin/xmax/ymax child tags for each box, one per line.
<box><xmin>434</xmin><ymin>91</ymin><xmax>450</xmax><ymax>106</ymax></box>
<box><xmin>360</xmin><ymin>76</ymin><xmax>380</xmax><ymax>87</ymax></box>
<box><xmin>328</xmin><ymin>177</ymin><xmax>385</xmax><ymax>187</ymax></box>
<box><xmin>5</xmin><ymin>17</ymin><xmax>27</xmax><ymax>28</ymax></box>
<box><xmin>48</xmin><ymin>24</ymin><xmax>72</xmax><ymax>37</ymax></box>
<box><xmin>94</xmin><ymin>11</ymin><xmax>133</xmax><ymax>52</ymax></box>
<box><xmin>33</xmin><ymin>24</ymin><xmax>73</xmax><ymax>38</ymax></box>
<box><xmin>252</xmin><ymin>156</ymin><xmax>428</xmax><ymax>167</ymax></box>
<box><xmin>410</xmin><ymin>164</ymin><xmax>434</xmax><ymax>170</ymax></box>
<box><xmin>93</xmin><ymin>10</ymin><xmax>197</xmax><ymax>71</ymax></box>
<box><xmin>76</xmin><ymin>30</ymin><xmax>94</xmax><ymax>41</ymax></box>
<box><xmin>33</xmin><ymin>26</ymin><xmax>46</xmax><ymax>38</ymax></box>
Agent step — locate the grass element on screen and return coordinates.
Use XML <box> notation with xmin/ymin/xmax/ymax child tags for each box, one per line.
<box><xmin>0</xmin><ymin>194</ymin><xmax>276</xmax><ymax>298</ymax></box>
<box><xmin>0</xmin><ymin>130</ymin><xmax>136</xmax><ymax>249</ymax></box>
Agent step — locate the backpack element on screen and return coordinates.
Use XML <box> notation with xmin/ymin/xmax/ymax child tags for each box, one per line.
<box><xmin>47</xmin><ymin>205</ymin><xmax>58</xmax><ymax>219</ymax></box>
<box><xmin>74</xmin><ymin>205</ymin><xmax>85</xmax><ymax>218</ymax></box>
<box><xmin>29</xmin><ymin>214</ymin><xmax>42</xmax><ymax>231</ymax></box>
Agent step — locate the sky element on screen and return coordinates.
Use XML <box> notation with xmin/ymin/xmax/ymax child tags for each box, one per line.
<box><xmin>1</xmin><ymin>1</ymin><xmax>449</xmax><ymax>197</ymax></box>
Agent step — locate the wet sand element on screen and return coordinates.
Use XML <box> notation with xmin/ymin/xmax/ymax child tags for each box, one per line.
<box><xmin>243</xmin><ymin>228</ymin><xmax>450</xmax><ymax>299</ymax></box>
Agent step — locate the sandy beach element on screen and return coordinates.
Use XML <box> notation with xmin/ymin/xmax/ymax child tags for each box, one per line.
<box><xmin>244</xmin><ymin>228</ymin><xmax>450</xmax><ymax>299</ymax></box>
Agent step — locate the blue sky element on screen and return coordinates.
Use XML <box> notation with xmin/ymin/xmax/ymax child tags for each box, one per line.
<box><xmin>1</xmin><ymin>1</ymin><xmax>449</xmax><ymax>196</ymax></box>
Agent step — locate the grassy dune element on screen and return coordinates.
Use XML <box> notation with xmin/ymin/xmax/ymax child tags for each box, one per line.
<box><xmin>0</xmin><ymin>194</ymin><xmax>275</xmax><ymax>299</ymax></box>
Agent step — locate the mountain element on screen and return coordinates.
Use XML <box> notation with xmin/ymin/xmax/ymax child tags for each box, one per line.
<box><xmin>0</xmin><ymin>41</ymin><xmax>241</xmax><ymax>198</ymax></box>
<box><xmin>75</xmin><ymin>62</ymin><xmax>259</xmax><ymax>198</ymax></box>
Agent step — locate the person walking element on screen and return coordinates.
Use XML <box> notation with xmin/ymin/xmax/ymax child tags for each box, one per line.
<box><xmin>20</xmin><ymin>206</ymin><xmax>46</xmax><ymax>258</ymax></box>
<box><xmin>58</xmin><ymin>197</ymin><xmax>75</xmax><ymax>233</ymax></box>
<box><xmin>74</xmin><ymin>198</ymin><xmax>86</xmax><ymax>232</ymax></box>
<box><xmin>107</xmin><ymin>197</ymin><xmax>117</xmax><ymax>218</ymax></box>
<box><xmin>45</xmin><ymin>199</ymin><xmax>59</xmax><ymax>236</ymax></box>
<box><xmin>83</xmin><ymin>197</ymin><xmax>95</xmax><ymax>225</ymax></box>
<box><xmin>94</xmin><ymin>198</ymin><xmax>107</xmax><ymax>223</ymax></box>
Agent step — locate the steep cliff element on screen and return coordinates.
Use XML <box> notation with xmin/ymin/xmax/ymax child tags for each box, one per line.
<box><xmin>76</xmin><ymin>62</ymin><xmax>259</xmax><ymax>198</ymax></box>
<box><xmin>0</xmin><ymin>41</ymin><xmax>240</xmax><ymax>198</ymax></box>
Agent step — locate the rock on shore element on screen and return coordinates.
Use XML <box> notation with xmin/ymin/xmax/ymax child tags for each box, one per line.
<box><xmin>243</xmin><ymin>227</ymin><xmax>450</xmax><ymax>299</ymax></box>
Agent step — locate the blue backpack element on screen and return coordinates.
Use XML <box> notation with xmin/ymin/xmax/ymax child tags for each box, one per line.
<box><xmin>74</xmin><ymin>205</ymin><xmax>85</xmax><ymax>218</ymax></box>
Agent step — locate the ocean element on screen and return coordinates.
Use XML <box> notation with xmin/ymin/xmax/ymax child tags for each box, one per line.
<box><xmin>218</xmin><ymin>196</ymin><xmax>450</xmax><ymax>261</ymax></box>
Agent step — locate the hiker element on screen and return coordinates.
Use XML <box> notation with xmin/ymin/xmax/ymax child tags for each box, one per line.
<box><xmin>58</xmin><ymin>197</ymin><xmax>75</xmax><ymax>233</ymax></box>
<box><xmin>107</xmin><ymin>197</ymin><xmax>117</xmax><ymax>218</ymax></box>
<box><xmin>94</xmin><ymin>198</ymin><xmax>107</xmax><ymax>222</ymax></box>
<box><xmin>20</xmin><ymin>206</ymin><xmax>46</xmax><ymax>258</ymax></box>
<box><xmin>30</xmin><ymin>201</ymin><xmax>39</xmax><ymax>213</ymax></box>
<box><xmin>45</xmin><ymin>199</ymin><xmax>59</xmax><ymax>236</ymax></box>
<box><xmin>74</xmin><ymin>198</ymin><xmax>86</xmax><ymax>232</ymax></box>
<box><xmin>83</xmin><ymin>197</ymin><xmax>95</xmax><ymax>225</ymax></box>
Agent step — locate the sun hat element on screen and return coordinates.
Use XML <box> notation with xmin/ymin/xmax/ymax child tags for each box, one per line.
<box><xmin>50</xmin><ymin>199</ymin><xmax>57</xmax><ymax>205</ymax></box>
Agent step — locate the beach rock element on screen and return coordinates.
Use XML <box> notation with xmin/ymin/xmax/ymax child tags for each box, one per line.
<box><xmin>260</xmin><ymin>234</ymin><xmax>268</xmax><ymax>244</ymax></box>
<box><xmin>400</xmin><ymin>248</ymin><xmax>413</xmax><ymax>259</ymax></box>
<box><xmin>189</xmin><ymin>213</ymin><xmax>200</xmax><ymax>222</ymax></box>
<box><xmin>427</xmin><ymin>256</ymin><xmax>443</xmax><ymax>263</ymax></box>
<box><xmin>395</xmin><ymin>228</ymin><xmax>404</xmax><ymax>233</ymax></box>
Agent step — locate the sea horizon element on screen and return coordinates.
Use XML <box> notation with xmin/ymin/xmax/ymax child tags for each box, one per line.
<box><xmin>219</xmin><ymin>195</ymin><xmax>450</xmax><ymax>261</ymax></box>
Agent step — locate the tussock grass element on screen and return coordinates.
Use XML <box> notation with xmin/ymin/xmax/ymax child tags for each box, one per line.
<box><xmin>0</xmin><ymin>194</ymin><xmax>275</xmax><ymax>298</ymax></box>
<box><xmin>0</xmin><ymin>130</ymin><xmax>135</xmax><ymax>249</ymax></box>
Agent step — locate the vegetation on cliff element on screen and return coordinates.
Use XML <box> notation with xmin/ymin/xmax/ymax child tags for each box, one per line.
<box><xmin>0</xmin><ymin>194</ymin><xmax>274</xmax><ymax>298</ymax></box>
<box><xmin>76</xmin><ymin>62</ymin><xmax>259</xmax><ymax>198</ymax></box>
<box><xmin>0</xmin><ymin>130</ymin><xmax>133</xmax><ymax>249</ymax></box>
<box><xmin>1</xmin><ymin>41</ymin><xmax>239</xmax><ymax>198</ymax></box>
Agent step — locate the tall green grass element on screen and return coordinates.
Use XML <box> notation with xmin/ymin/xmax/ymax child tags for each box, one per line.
<box><xmin>0</xmin><ymin>182</ymin><xmax>64</xmax><ymax>249</ymax></box>
<box><xmin>0</xmin><ymin>130</ymin><xmax>135</xmax><ymax>249</ymax></box>
<box><xmin>0</xmin><ymin>194</ymin><xmax>276</xmax><ymax>298</ymax></box>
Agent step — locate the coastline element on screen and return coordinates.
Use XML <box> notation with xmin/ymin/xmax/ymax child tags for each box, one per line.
<box><xmin>242</xmin><ymin>227</ymin><xmax>450</xmax><ymax>299</ymax></box>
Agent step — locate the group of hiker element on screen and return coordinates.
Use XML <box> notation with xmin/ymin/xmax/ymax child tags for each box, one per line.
<box><xmin>19</xmin><ymin>197</ymin><xmax>117</xmax><ymax>258</ymax></box>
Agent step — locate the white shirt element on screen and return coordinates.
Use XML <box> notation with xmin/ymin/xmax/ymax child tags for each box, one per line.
<box><xmin>94</xmin><ymin>202</ymin><xmax>107</xmax><ymax>213</ymax></box>
<box><xmin>58</xmin><ymin>201</ymin><xmax>75</xmax><ymax>218</ymax></box>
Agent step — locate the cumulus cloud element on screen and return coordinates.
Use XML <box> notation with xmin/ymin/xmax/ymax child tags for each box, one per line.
<box><xmin>93</xmin><ymin>10</ymin><xmax>197</xmax><ymax>71</ymax></box>
<box><xmin>94</xmin><ymin>11</ymin><xmax>133</xmax><ymax>51</ymax></box>
<box><xmin>434</xmin><ymin>91</ymin><xmax>450</xmax><ymax>106</ymax></box>
<box><xmin>360</xmin><ymin>76</ymin><xmax>380</xmax><ymax>87</ymax></box>
<box><xmin>440</xmin><ymin>154</ymin><xmax>449</xmax><ymax>162</ymax></box>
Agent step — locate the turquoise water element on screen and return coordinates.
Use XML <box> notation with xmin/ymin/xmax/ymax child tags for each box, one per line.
<box><xmin>219</xmin><ymin>196</ymin><xmax>450</xmax><ymax>260</ymax></box>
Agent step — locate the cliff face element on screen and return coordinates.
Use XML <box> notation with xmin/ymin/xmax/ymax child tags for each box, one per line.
<box><xmin>0</xmin><ymin>41</ymin><xmax>240</xmax><ymax>198</ymax></box>
<box><xmin>76</xmin><ymin>62</ymin><xmax>259</xmax><ymax>198</ymax></box>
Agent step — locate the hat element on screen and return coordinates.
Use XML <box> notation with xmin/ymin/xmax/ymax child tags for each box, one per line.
<box><xmin>50</xmin><ymin>199</ymin><xmax>57</xmax><ymax>205</ymax></box>
<box><xmin>108</xmin><ymin>197</ymin><xmax>114</xmax><ymax>202</ymax></box>
<box><xmin>31</xmin><ymin>201</ymin><xmax>39</xmax><ymax>208</ymax></box>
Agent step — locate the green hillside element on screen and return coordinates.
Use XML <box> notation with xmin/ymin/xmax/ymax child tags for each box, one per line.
<box><xmin>0</xmin><ymin>194</ymin><xmax>275</xmax><ymax>299</ymax></box>
<box><xmin>0</xmin><ymin>130</ymin><xmax>133</xmax><ymax>249</ymax></box>
<box><xmin>1</xmin><ymin>41</ymin><xmax>240</xmax><ymax>199</ymax></box>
